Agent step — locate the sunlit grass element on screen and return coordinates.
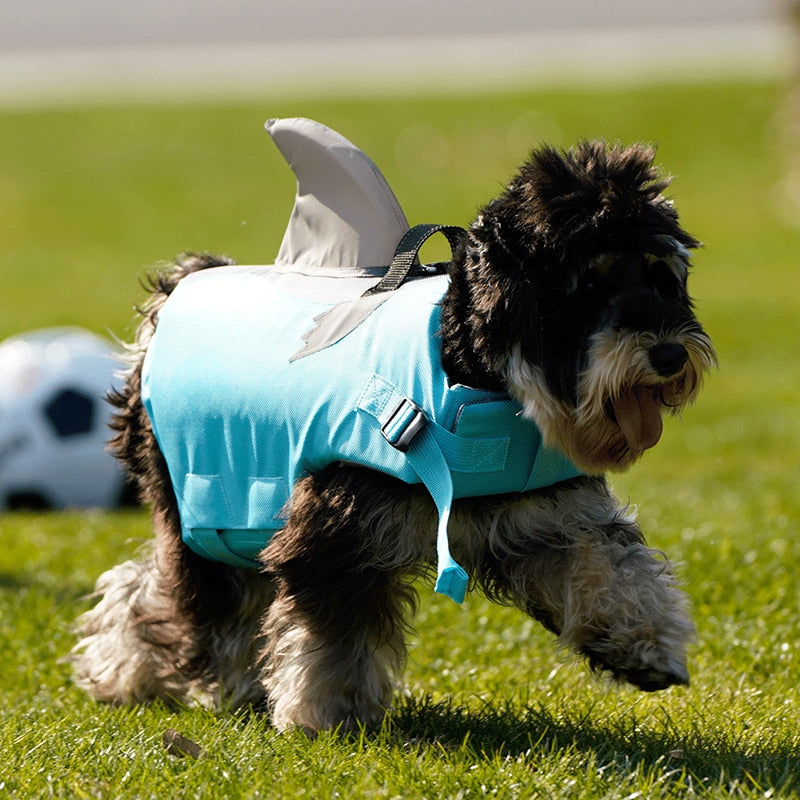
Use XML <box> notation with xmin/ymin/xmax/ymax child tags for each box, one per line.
<box><xmin>1</xmin><ymin>80</ymin><xmax>799</xmax><ymax>797</ymax></box>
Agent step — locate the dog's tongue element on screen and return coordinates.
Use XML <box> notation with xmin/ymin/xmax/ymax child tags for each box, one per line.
<box><xmin>614</xmin><ymin>387</ymin><xmax>663</xmax><ymax>452</ymax></box>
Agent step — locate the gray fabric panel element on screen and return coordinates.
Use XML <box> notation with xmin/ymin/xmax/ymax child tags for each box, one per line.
<box><xmin>266</xmin><ymin>117</ymin><xmax>410</xmax><ymax>270</ymax></box>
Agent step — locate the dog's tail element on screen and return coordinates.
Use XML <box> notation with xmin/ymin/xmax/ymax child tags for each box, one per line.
<box><xmin>108</xmin><ymin>252</ymin><xmax>235</xmax><ymax>504</ymax></box>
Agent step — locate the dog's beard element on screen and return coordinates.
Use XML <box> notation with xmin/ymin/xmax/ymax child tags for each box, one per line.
<box><xmin>505</xmin><ymin>326</ymin><xmax>716</xmax><ymax>473</ymax></box>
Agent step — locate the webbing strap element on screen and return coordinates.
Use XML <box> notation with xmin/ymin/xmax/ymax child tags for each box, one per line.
<box><xmin>185</xmin><ymin>527</ymin><xmax>264</xmax><ymax>569</ymax></box>
<box><xmin>358</xmin><ymin>374</ymin><xmax>471</xmax><ymax>603</ymax></box>
<box><xmin>358</xmin><ymin>374</ymin><xmax>510</xmax><ymax>472</ymax></box>
<box><xmin>362</xmin><ymin>224</ymin><xmax>467</xmax><ymax>296</ymax></box>
<box><xmin>405</xmin><ymin>427</ymin><xmax>469</xmax><ymax>603</ymax></box>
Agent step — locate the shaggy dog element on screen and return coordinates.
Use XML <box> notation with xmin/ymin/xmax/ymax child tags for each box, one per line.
<box><xmin>72</xmin><ymin>135</ymin><xmax>715</xmax><ymax>733</ymax></box>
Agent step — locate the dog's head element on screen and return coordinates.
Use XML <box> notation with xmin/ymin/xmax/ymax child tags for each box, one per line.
<box><xmin>467</xmin><ymin>140</ymin><xmax>716</xmax><ymax>473</ymax></box>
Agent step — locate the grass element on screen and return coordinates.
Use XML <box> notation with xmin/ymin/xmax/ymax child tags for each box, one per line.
<box><xmin>1</xmin><ymin>80</ymin><xmax>800</xmax><ymax>797</ymax></box>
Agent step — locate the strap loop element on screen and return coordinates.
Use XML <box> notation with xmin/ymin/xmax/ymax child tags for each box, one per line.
<box><xmin>380</xmin><ymin>397</ymin><xmax>427</xmax><ymax>452</ymax></box>
<box><xmin>362</xmin><ymin>223</ymin><xmax>467</xmax><ymax>296</ymax></box>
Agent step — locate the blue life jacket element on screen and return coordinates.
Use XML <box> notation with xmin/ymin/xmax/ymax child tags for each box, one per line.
<box><xmin>141</xmin><ymin>265</ymin><xmax>582</xmax><ymax>603</ymax></box>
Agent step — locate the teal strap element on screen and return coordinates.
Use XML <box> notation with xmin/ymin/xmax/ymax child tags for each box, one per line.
<box><xmin>184</xmin><ymin>527</ymin><xmax>264</xmax><ymax>569</ymax></box>
<box><xmin>358</xmin><ymin>374</ymin><xmax>470</xmax><ymax>603</ymax></box>
<box><xmin>357</xmin><ymin>374</ymin><xmax>509</xmax><ymax>473</ymax></box>
<box><xmin>523</xmin><ymin>445</ymin><xmax>582</xmax><ymax>490</ymax></box>
<box><xmin>430</xmin><ymin>423</ymin><xmax>509</xmax><ymax>473</ymax></box>
<box><xmin>404</xmin><ymin>426</ymin><xmax>468</xmax><ymax>603</ymax></box>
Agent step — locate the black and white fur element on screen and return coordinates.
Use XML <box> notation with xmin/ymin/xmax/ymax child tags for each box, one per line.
<box><xmin>72</xmin><ymin>140</ymin><xmax>716</xmax><ymax>733</ymax></box>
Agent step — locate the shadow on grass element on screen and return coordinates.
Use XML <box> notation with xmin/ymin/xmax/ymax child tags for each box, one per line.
<box><xmin>0</xmin><ymin>571</ymin><xmax>30</xmax><ymax>591</ymax></box>
<box><xmin>386</xmin><ymin>694</ymin><xmax>799</xmax><ymax>795</ymax></box>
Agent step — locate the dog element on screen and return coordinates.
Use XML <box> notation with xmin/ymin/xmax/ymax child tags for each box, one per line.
<box><xmin>72</xmin><ymin>124</ymin><xmax>715</xmax><ymax>733</ymax></box>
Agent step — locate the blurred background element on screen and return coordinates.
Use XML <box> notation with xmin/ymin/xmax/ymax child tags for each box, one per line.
<box><xmin>1</xmin><ymin>0</ymin><xmax>794</xmax><ymax>103</ymax></box>
<box><xmin>0</xmin><ymin>1</ymin><xmax>798</xmax><ymax>511</ymax></box>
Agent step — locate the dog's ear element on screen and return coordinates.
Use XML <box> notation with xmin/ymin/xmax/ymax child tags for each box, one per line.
<box><xmin>523</xmin><ymin>141</ymin><xmax>667</xmax><ymax>231</ymax></box>
<box><xmin>491</xmin><ymin>141</ymin><xmax>699</xmax><ymax>259</ymax></box>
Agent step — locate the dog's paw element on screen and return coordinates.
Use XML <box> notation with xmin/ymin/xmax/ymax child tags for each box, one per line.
<box><xmin>620</xmin><ymin>661</ymin><xmax>690</xmax><ymax>692</ymax></box>
<box><xmin>581</xmin><ymin>638</ymin><xmax>691</xmax><ymax>692</ymax></box>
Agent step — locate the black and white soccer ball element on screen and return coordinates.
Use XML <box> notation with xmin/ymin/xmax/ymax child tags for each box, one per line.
<box><xmin>0</xmin><ymin>327</ymin><xmax>129</xmax><ymax>510</ymax></box>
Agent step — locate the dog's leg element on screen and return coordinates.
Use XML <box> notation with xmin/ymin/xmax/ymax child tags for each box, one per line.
<box><xmin>71</xmin><ymin>515</ymin><xmax>202</xmax><ymax>705</ymax></box>
<box><xmin>464</xmin><ymin>477</ymin><xmax>695</xmax><ymax>691</ymax></box>
<box><xmin>72</xmin><ymin>509</ymin><xmax>271</xmax><ymax>708</ymax></box>
<box><xmin>260</xmin><ymin>467</ymin><xmax>418</xmax><ymax>733</ymax></box>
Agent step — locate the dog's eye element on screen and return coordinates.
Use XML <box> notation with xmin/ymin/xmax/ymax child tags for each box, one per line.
<box><xmin>589</xmin><ymin>253</ymin><xmax>615</xmax><ymax>277</ymax></box>
<box><xmin>648</xmin><ymin>260</ymin><xmax>679</xmax><ymax>295</ymax></box>
<box><xmin>645</xmin><ymin>252</ymin><xmax>688</xmax><ymax>280</ymax></box>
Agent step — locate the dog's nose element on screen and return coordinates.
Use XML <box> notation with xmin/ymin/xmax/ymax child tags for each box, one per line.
<box><xmin>648</xmin><ymin>343</ymin><xmax>688</xmax><ymax>377</ymax></box>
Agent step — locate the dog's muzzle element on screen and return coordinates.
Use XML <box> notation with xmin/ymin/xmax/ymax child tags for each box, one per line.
<box><xmin>648</xmin><ymin>342</ymin><xmax>688</xmax><ymax>378</ymax></box>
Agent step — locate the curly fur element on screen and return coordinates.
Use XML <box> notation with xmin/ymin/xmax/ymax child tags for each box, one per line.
<box><xmin>72</xmin><ymin>140</ymin><xmax>715</xmax><ymax>732</ymax></box>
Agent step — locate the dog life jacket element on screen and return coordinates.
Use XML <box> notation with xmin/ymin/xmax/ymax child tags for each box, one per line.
<box><xmin>141</xmin><ymin>118</ymin><xmax>582</xmax><ymax>603</ymax></box>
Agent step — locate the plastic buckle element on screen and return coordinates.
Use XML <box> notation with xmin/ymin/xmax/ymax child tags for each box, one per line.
<box><xmin>381</xmin><ymin>397</ymin><xmax>426</xmax><ymax>452</ymax></box>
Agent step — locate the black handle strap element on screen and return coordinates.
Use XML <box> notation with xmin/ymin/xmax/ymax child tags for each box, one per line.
<box><xmin>362</xmin><ymin>223</ymin><xmax>467</xmax><ymax>297</ymax></box>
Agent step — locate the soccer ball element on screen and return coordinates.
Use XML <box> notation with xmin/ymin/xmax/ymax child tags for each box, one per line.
<box><xmin>0</xmin><ymin>327</ymin><xmax>130</xmax><ymax>510</ymax></box>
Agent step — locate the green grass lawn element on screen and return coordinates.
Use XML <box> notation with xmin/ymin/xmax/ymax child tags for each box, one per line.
<box><xmin>1</xmin><ymin>81</ymin><xmax>800</xmax><ymax>798</ymax></box>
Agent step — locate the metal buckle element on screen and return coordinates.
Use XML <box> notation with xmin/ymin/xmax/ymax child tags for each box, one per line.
<box><xmin>380</xmin><ymin>397</ymin><xmax>426</xmax><ymax>452</ymax></box>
